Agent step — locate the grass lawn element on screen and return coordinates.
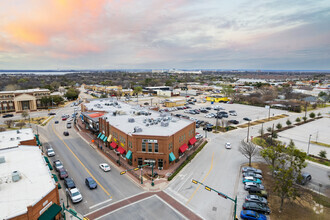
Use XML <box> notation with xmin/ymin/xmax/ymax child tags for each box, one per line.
<box><xmin>255</xmin><ymin>163</ymin><xmax>330</xmax><ymax>220</ymax></box>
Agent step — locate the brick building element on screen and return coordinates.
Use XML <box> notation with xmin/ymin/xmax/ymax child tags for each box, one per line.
<box><xmin>82</xmin><ymin>99</ymin><xmax>197</xmax><ymax>170</ymax></box>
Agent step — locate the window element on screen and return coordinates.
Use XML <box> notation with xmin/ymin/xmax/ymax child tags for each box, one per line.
<box><xmin>155</xmin><ymin>143</ymin><xmax>158</xmax><ymax>153</ymax></box>
<box><xmin>148</xmin><ymin>143</ymin><xmax>152</xmax><ymax>152</ymax></box>
<box><xmin>184</xmin><ymin>134</ymin><xmax>186</xmax><ymax>140</ymax></box>
<box><xmin>138</xmin><ymin>158</ymin><xmax>143</xmax><ymax>166</ymax></box>
<box><xmin>158</xmin><ymin>159</ymin><xmax>163</xmax><ymax>169</ymax></box>
<box><xmin>142</xmin><ymin>142</ymin><xmax>146</xmax><ymax>152</ymax></box>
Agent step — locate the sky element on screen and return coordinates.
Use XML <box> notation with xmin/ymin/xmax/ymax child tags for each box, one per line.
<box><xmin>0</xmin><ymin>0</ymin><xmax>330</xmax><ymax>70</ymax></box>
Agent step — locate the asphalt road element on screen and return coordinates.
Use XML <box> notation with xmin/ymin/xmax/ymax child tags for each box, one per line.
<box><xmin>37</xmin><ymin>105</ymin><xmax>143</xmax><ymax>215</ymax></box>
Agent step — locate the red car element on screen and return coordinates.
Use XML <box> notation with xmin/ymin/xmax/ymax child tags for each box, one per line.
<box><xmin>58</xmin><ymin>168</ymin><xmax>69</xmax><ymax>179</ymax></box>
<box><xmin>62</xmin><ymin>117</ymin><xmax>67</xmax><ymax>121</ymax></box>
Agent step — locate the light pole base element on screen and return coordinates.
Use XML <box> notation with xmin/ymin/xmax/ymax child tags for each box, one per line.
<box><xmin>151</xmin><ymin>181</ymin><xmax>154</xmax><ymax>186</ymax></box>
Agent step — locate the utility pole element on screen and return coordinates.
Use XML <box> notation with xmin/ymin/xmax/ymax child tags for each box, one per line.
<box><xmin>307</xmin><ymin>134</ymin><xmax>312</xmax><ymax>155</ymax></box>
<box><xmin>246</xmin><ymin>122</ymin><xmax>250</xmax><ymax>142</ymax></box>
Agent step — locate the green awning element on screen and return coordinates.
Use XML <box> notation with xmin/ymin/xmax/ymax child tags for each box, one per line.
<box><xmin>103</xmin><ymin>136</ymin><xmax>108</xmax><ymax>142</ymax></box>
<box><xmin>58</xmin><ymin>183</ymin><xmax>62</xmax><ymax>189</ymax></box>
<box><xmin>52</xmin><ymin>174</ymin><xmax>58</xmax><ymax>182</ymax></box>
<box><xmin>47</xmin><ymin>163</ymin><xmax>53</xmax><ymax>170</ymax></box>
<box><xmin>126</xmin><ymin>150</ymin><xmax>132</xmax><ymax>160</ymax></box>
<box><xmin>100</xmin><ymin>134</ymin><xmax>105</xmax><ymax>140</ymax></box>
<box><xmin>38</xmin><ymin>203</ymin><xmax>62</xmax><ymax>220</ymax></box>
<box><xmin>97</xmin><ymin>132</ymin><xmax>102</xmax><ymax>138</ymax></box>
<box><xmin>169</xmin><ymin>152</ymin><xmax>176</xmax><ymax>162</ymax></box>
<box><xmin>44</xmin><ymin>156</ymin><xmax>49</xmax><ymax>163</ymax></box>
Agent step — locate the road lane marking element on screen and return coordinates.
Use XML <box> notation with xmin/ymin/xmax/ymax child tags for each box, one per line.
<box><xmin>89</xmin><ymin>198</ymin><xmax>113</xmax><ymax>209</ymax></box>
<box><xmin>51</xmin><ymin>124</ymin><xmax>112</xmax><ymax>197</ymax></box>
<box><xmin>186</xmin><ymin>152</ymin><xmax>214</xmax><ymax>205</ymax></box>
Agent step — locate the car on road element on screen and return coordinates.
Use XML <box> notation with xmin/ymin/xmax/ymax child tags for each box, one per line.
<box><xmin>62</xmin><ymin>117</ymin><xmax>68</xmax><ymax>121</ymax></box>
<box><xmin>225</xmin><ymin>142</ymin><xmax>231</xmax><ymax>149</ymax></box>
<box><xmin>66</xmin><ymin>187</ymin><xmax>83</xmax><ymax>203</ymax></box>
<box><xmin>46</xmin><ymin>147</ymin><xmax>55</xmax><ymax>157</ymax></box>
<box><xmin>48</xmin><ymin>112</ymin><xmax>56</xmax><ymax>116</ymax></box>
<box><xmin>54</xmin><ymin>120</ymin><xmax>59</xmax><ymax>124</ymax></box>
<box><xmin>53</xmin><ymin>160</ymin><xmax>64</xmax><ymax>171</ymax></box>
<box><xmin>66</xmin><ymin>123</ymin><xmax>72</xmax><ymax>129</ymax></box>
<box><xmin>243</xmin><ymin>117</ymin><xmax>252</xmax><ymax>121</ymax></box>
<box><xmin>242</xmin><ymin>167</ymin><xmax>263</xmax><ymax>175</ymax></box>
<box><xmin>298</xmin><ymin>172</ymin><xmax>312</xmax><ymax>185</ymax></box>
<box><xmin>2</xmin><ymin>114</ymin><xmax>14</xmax><ymax>118</ymax></box>
<box><xmin>99</xmin><ymin>163</ymin><xmax>111</xmax><ymax>171</ymax></box>
<box><xmin>242</xmin><ymin>202</ymin><xmax>270</xmax><ymax>214</ymax></box>
<box><xmin>63</xmin><ymin>131</ymin><xmax>69</xmax><ymax>136</ymax></box>
<box><xmin>248</xmin><ymin>186</ymin><xmax>268</xmax><ymax>199</ymax></box>
<box><xmin>243</xmin><ymin>176</ymin><xmax>262</xmax><ymax>184</ymax></box>
<box><xmin>243</xmin><ymin>171</ymin><xmax>262</xmax><ymax>179</ymax></box>
<box><xmin>240</xmin><ymin>210</ymin><xmax>267</xmax><ymax>220</ymax></box>
<box><xmin>244</xmin><ymin>182</ymin><xmax>265</xmax><ymax>190</ymax></box>
<box><xmin>245</xmin><ymin>195</ymin><xmax>268</xmax><ymax>205</ymax></box>
<box><xmin>228</xmin><ymin>120</ymin><xmax>239</xmax><ymax>124</ymax></box>
<box><xmin>85</xmin><ymin>177</ymin><xmax>97</xmax><ymax>189</ymax></box>
<box><xmin>58</xmin><ymin>168</ymin><xmax>69</xmax><ymax>179</ymax></box>
<box><xmin>64</xmin><ymin>178</ymin><xmax>76</xmax><ymax>189</ymax></box>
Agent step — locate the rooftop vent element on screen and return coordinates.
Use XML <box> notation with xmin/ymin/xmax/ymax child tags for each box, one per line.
<box><xmin>16</xmin><ymin>130</ymin><xmax>21</xmax><ymax>134</ymax></box>
<box><xmin>128</xmin><ymin>118</ymin><xmax>135</xmax><ymax>123</ymax></box>
<box><xmin>12</xmin><ymin>171</ymin><xmax>21</xmax><ymax>182</ymax></box>
<box><xmin>134</xmin><ymin>127</ymin><xmax>143</xmax><ymax>133</ymax></box>
<box><xmin>0</xmin><ymin>156</ymin><xmax>5</xmax><ymax>164</ymax></box>
<box><xmin>161</xmin><ymin>122</ymin><xmax>169</xmax><ymax>127</ymax></box>
<box><xmin>10</xmin><ymin>138</ymin><xmax>15</xmax><ymax>141</ymax></box>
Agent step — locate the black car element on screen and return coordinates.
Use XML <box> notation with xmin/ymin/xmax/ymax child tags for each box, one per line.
<box><xmin>2</xmin><ymin>114</ymin><xmax>14</xmax><ymax>118</ymax></box>
<box><xmin>248</xmin><ymin>186</ymin><xmax>268</xmax><ymax>199</ymax></box>
<box><xmin>63</xmin><ymin>131</ymin><xmax>69</xmax><ymax>136</ymax></box>
<box><xmin>54</xmin><ymin>120</ymin><xmax>59</xmax><ymax>124</ymax></box>
<box><xmin>206</xmin><ymin>107</ymin><xmax>212</xmax><ymax>110</ymax></box>
<box><xmin>48</xmin><ymin>112</ymin><xmax>56</xmax><ymax>116</ymax></box>
<box><xmin>243</xmin><ymin>117</ymin><xmax>252</xmax><ymax>121</ymax></box>
<box><xmin>245</xmin><ymin>195</ymin><xmax>268</xmax><ymax>205</ymax></box>
<box><xmin>200</xmin><ymin>110</ymin><xmax>208</xmax><ymax>113</ymax></box>
<box><xmin>242</xmin><ymin>202</ymin><xmax>270</xmax><ymax>214</ymax></box>
<box><xmin>196</xmin><ymin>124</ymin><xmax>200</xmax><ymax>128</ymax></box>
<box><xmin>228</xmin><ymin>120</ymin><xmax>239</xmax><ymax>124</ymax></box>
<box><xmin>64</xmin><ymin>178</ymin><xmax>76</xmax><ymax>189</ymax></box>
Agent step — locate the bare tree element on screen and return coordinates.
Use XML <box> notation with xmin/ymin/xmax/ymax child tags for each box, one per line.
<box><xmin>0</xmin><ymin>127</ymin><xmax>6</xmax><ymax>132</ymax></box>
<box><xmin>16</xmin><ymin>122</ymin><xmax>26</xmax><ymax>129</ymax></box>
<box><xmin>21</xmin><ymin>110</ymin><xmax>29</xmax><ymax>120</ymax></box>
<box><xmin>239</xmin><ymin>140</ymin><xmax>259</xmax><ymax>166</ymax></box>
<box><xmin>5</xmin><ymin>120</ymin><xmax>14</xmax><ymax>128</ymax></box>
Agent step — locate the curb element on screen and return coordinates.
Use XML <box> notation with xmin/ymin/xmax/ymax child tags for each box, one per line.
<box><xmin>306</xmin><ymin>160</ymin><xmax>330</xmax><ymax>169</ymax></box>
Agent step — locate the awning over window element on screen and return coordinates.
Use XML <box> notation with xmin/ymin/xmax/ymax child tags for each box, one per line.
<box><xmin>100</xmin><ymin>134</ymin><xmax>105</xmax><ymax>140</ymax></box>
<box><xmin>117</xmin><ymin>146</ymin><xmax>126</xmax><ymax>154</ymax></box>
<box><xmin>126</xmin><ymin>150</ymin><xmax>132</xmax><ymax>159</ymax></box>
<box><xmin>179</xmin><ymin>144</ymin><xmax>188</xmax><ymax>153</ymax></box>
<box><xmin>102</xmin><ymin>136</ymin><xmax>108</xmax><ymax>142</ymax></box>
<box><xmin>44</xmin><ymin>156</ymin><xmax>49</xmax><ymax>163</ymax></box>
<box><xmin>47</xmin><ymin>162</ymin><xmax>53</xmax><ymax>170</ymax></box>
<box><xmin>189</xmin><ymin>137</ymin><xmax>197</xmax><ymax>145</ymax></box>
<box><xmin>107</xmin><ymin>135</ymin><xmax>112</xmax><ymax>142</ymax></box>
<box><xmin>110</xmin><ymin>142</ymin><xmax>118</xmax><ymax>149</ymax></box>
<box><xmin>38</xmin><ymin>203</ymin><xmax>62</xmax><ymax>220</ymax></box>
<box><xmin>97</xmin><ymin>133</ymin><xmax>102</xmax><ymax>138</ymax></box>
<box><xmin>169</xmin><ymin>152</ymin><xmax>176</xmax><ymax>162</ymax></box>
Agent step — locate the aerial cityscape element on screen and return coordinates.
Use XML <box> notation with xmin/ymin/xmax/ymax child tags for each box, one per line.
<box><xmin>0</xmin><ymin>1</ymin><xmax>329</xmax><ymax>220</ymax></box>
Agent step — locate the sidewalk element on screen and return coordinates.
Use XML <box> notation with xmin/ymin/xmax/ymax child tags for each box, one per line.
<box><xmin>74</xmin><ymin>119</ymin><xmax>206</xmax><ymax>191</ymax></box>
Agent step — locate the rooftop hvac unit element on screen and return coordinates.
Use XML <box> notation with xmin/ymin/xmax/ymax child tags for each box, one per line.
<box><xmin>161</xmin><ymin>122</ymin><xmax>169</xmax><ymax>127</ymax></box>
<box><xmin>128</xmin><ymin>118</ymin><xmax>135</xmax><ymax>123</ymax></box>
<box><xmin>134</xmin><ymin>127</ymin><xmax>143</xmax><ymax>133</ymax></box>
<box><xmin>146</xmin><ymin>123</ymin><xmax>149</xmax><ymax>127</ymax></box>
<box><xmin>12</xmin><ymin>171</ymin><xmax>21</xmax><ymax>182</ymax></box>
<box><xmin>0</xmin><ymin>156</ymin><xmax>5</xmax><ymax>164</ymax></box>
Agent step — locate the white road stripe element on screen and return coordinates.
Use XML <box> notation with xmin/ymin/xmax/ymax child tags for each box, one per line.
<box><xmin>89</xmin><ymin>198</ymin><xmax>113</xmax><ymax>210</ymax></box>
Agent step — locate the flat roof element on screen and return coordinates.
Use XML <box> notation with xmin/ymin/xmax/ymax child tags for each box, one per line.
<box><xmin>0</xmin><ymin>89</ymin><xmax>50</xmax><ymax>94</ymax></box>
<box><xmin>83</xmin><ymin>99</ymin><xmax>193</xmax><ymax>136</ymax></box>
<box><xmin>0</xmin><ymin>128</ymin><xmax>35</xmax><ymax>150</ymax></box>
<box><xmin>0</xmin><ymin>146</ymin><xmax>55</xmax><ymax>219</ymax></box>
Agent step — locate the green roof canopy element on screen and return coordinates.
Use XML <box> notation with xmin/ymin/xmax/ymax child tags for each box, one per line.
<box><xmin>38</xmin><ymin>203</ymin><xmax>62</xmax><ymax>220</ymax></box>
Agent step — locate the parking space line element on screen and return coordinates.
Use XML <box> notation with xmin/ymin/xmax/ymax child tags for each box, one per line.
<box><xmin>186</xmin><ymin>152</ymin><xmax>214</xmax><ymax>205</ymax></box>
<box><xmin>51</xmin><ymin>124</ymin><xmax>112</xmax><ymax>197</ymax></box>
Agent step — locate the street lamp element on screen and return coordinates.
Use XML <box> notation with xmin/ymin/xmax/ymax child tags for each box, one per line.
<box><xmin>307</xmin><ymin>134</ymin><xmax>312</xmax><ymax>155</ymax></box>
<box><xmin>246</xmin><ymin>121</ymin><xmax>250</xmax><ymax>142</ymax></box>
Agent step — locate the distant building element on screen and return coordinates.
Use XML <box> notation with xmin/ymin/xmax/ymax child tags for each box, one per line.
<box><xmin>0</xmin><ymin>89</ymin><xmax>50</xmax><ymax>113</ymax></box>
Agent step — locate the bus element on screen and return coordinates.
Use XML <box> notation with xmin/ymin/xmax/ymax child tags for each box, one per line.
<box><xmin>205</xmin><ymin>95</ymin><xmax>230</xmax><ymax>103</ymax></box>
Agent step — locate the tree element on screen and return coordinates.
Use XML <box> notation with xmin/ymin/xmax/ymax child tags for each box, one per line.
<box><xmin>273</xmin><ymin>141</ymin><xmax>307</xmax><ymax>211</ymax></box>
<box><xmin>317</xmin><ymin>112</ymin><xmax>322</xmax><ymax>117</ymax></box>
<box><xmin>260</xmin><ymin>143</ymin><xmax>286</xmax><ymax>175</ymax></box>
<box><xmin>239</xmin><ymin>140</ymin><xmax>259</xmax><ymax>166</ymax></box>
<box><xmin>267</xmin><ymin>127</ymin><xmax>272</xmax><ymax>133</ymax></box>
<box><xmin>309</xmin><ymin>112</ymin><xmax>315</xmax><ymax>119</ymax></box>
<box><xmin>286</xmin><ymin>119</ymin><xmax>292</xmax><ymax>127</ymax></box>
<box><xmin>295</xmin><ymin>117</ymin><xmax>301</xmax><ymax>123</ymax></box>
<box><xmin>5</xmin><ymin>120</ymin><xmax>13</xmax><ymax>128</ymax></box>
<box><xmin>16</xmin><ymin>122</ymin><xmax>26</xmax><ymax>129</ymax></box>
<box><xmin>133</xmin><ymin>86</ymin><xmax>143</xmax><ymax>103</ymax></box>
<box><xmin>0</xmin><ymin>127</ymin><xmax>6</xmax><ymax>132</ymax></box>
<box><xmin>318</xmin><ymin>150</ymin><xmax>327</xmax><ymax>159</ymax></box>
<box><xmin>221</xmin><ymin>85</ymin><xmax>235</xmax><ymax>97</ymax></box>
<box><xmin>21</xmin><ymin>110</ymin><xmax>29</xmax><ymax>120</ymax></box>
<box><xmin>65</xmin><ymin>88</ymin><xmax>80</xmax><ymax>100</ymax></box>
<box><xmin>276</xmin><ymin>123</ymin><xmax>282</xmax><ymax>130</ymax></box>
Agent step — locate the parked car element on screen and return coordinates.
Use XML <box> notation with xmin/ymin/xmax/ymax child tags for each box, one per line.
<box><xmin>46</xmin><ymin>147</ymin><xmax>55</xmax><ymax>157</ymax></box>
<box><xmin>58</xmin><ymin>168</ymin><xmax>69</xmax><ymax>179</ymax></box>
<box><xmin>53</xmin><ymin>160</ymin><xmax>64</xmax><ymax>171</ymax></box>
<box><xmin>195</xmin><ymin>133</ymin><xmax>203</xmax><ymax>139</ymax></box>
<box><xmin>48</xmin><ymin>112</ymin><xmax>56</xmax><ymax>116</ymax></box>
<box><xmin>66</xmin><ymin>123</ymin><xmax>72</xmax><ymax>129</ymax></box>
<box><xmin>298</xmin><ymin>172</ymin><xmax>312</xmax><ymax>185</ymax></box>
<box><xmin>225</xmin><ymin>142</ymin><xmax>231</xmax><ymax>149</ymax></box>
<box><xmin>243</xmin><ymin>117</ymin><xmax>252</xmax><ymax>121</ymax></box>
<box><xmin>245</xmin><ymin>195</ymin><xmax>268</xmax><ymax>205</ymax></box>
<box><xmin>243</xmin><ymin>176</ymin><xmax>262</xmax><ymax>184</ymax></box>
<box><xmin>2</xmin><ymin>114</ymin><xmax>14</xmax><ymax>118</ymax></box>
<box><xmin>85</xmin><ymin>177</ymin><xmax>97</xmax><ymax>189</ymax></box>
<box><xmin>242</xmin><ymin>167</ymin><xmax>263</xmax><ymax>175</ymax></box>
<box><xmin>64</xmin><ymin>178</ymin><xmax>76</xmax><ymax>189</ymax></box>
<box><xmin>66</xmin><ymin>187</ymin><xmax>83</xmax><ymax>203</ymax></box>
<box><xmin>99</xmin><ymin>163</ymin><xmax>111</xmax><ymax>171</ymax></box>
<box><xmin>242</xmin><ymin>202</ymin><xmax>270</xmax><ymax>214</ymax></box>
<box><xmin>228</xmin><ymin>120</ymin><xmax>239</xmax><ymax>124</ymax></box>
<box><xmin>63</xmin><ymin>131</ymin><xmax>69</xmax><ymax>136</ymax></box>
<box><xmin>243</xmin><ymin>171</ymin><xmax>262</xmax><ymax>179</ymax></box>
<box><xmin>62</xmin><ymin>117</ymin><xmax>68</xmax><ymax>121</ymax></box>
<box><xmin>54</xmin><ymin>120</ymin><xmax>59</xmax><ymax>124</ymax></box>
<box><xmin>248</xmin><ymin>186</ymin><xmax>268</xmax><ymax>199</ymax></box>
<box><xmin>240</xmin><ymin>210</ymin><xmax>267</xmax><ymax>220</ymax></box>
<box><xmin>244</xmin><ymin>182</ymin><xmax>265</xmax><ymax>190</ymax></box>
<box><xmin>229</xmin><ymin>112</ymin><xmax>237</xmax><ymax>116</ymax></box>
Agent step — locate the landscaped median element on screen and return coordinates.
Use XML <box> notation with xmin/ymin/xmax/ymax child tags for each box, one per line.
<box><xmin>168</xmin><ymin>140</ymin><xmax>208</xmax><ymax>181</ymax></box>
<box><xmin>237</xmin><ymin>114</ymin><xmax>289</xmax><ymax>128</ymax></box>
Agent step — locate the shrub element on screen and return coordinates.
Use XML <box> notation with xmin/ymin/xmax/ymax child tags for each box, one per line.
<box><xmin>286</xmin><ymin>119</ymin><xmax>292</xmax><ymax>126</ymax></box>
<box><xmin>276</xmin><ymin>123</ymin><xmax>282</xmax><ymax>130</ymax></box>
<box><xmin>317</xmin><ymin>112</ymin><xmax>322</xmax><ymax>117</ymax></box>
<box><xmin>296</xmin><ymin>117</ymin><xmax>301</xmax><ymax>123</ymax></box>
<box><xmin>318</xmin><ymin>150</ymin><xmax>327</xmax><ymax>159</ymax></box>
<box><xmin>302</xmin><ymin>116</ymin><xmax>307</xmax><ymax>122</ymax></box>
<box><xmin>309</xmin><ymin>112</ymin><xmax>316</xmax><ymax>119</ymax></box>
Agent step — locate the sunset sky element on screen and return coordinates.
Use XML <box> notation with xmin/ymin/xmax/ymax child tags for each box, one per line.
<box><xmin>0</xmin><ymin>0</ymin><xmax>329</xmax><ymax>70</ymax></box>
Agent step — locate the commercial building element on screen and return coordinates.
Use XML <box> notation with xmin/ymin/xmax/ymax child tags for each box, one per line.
<box><xmin>82</xmin><ymin>99</ymin><xmax>197</xmax><ymax>170</ymax></box>
<box><xmin>0</xmin><ymin>128</ymin><xmax>37</xmax><ymax>150</ymax></box>
<box><xmin>0</xmin><ymin>146</ymin><xmax>61</xmax><ymax>220</ymax></box>
<box><xmin>0</xmin><ymin>89</ymin><xmax>50</xmax><ymax>113</ymax></box>
<box><xmin>164</xmin><ymin>98</ymin><xmax>186</xmax><ymax>107</ymax></box>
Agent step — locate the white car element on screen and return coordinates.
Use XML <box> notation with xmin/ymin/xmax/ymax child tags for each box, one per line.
<box><xmin>195</xmin><ymin>133</ymin><xmax>203</xmax><ymax>139</ymax></box>
<box><xmin>229</xmin><ymin>112</ymin><xmax>237</xmax><ymax>116</ymax></box>
<box><xmin>99</xmin><ymin>163</ymin><xmax>111</xmax><ymax>172</ymax></box>
<box><xmin>66</xmin><ymin>187</ymin><xmax>83</xmax><ymax>203</ymax></box>
<box><xmin>225</xmin><ymin>142</ymin><xmax>231</xmax><ymax>149</ymax></box>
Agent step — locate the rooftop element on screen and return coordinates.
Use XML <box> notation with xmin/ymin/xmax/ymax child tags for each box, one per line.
<box><xmin>0</xmin><ymin>88</ymin><xmax>50</xmax><ymax>94</ymax></box>
<box><xmin>83</xmin><ymin>99</ymin><xmax>193</xmax><ymax>136</ymax></box>
<box><xmin>0</xmin><ymin>128</ymin><xmax>35</xmax><ymax>150</ymax></box>
<box><xmin>0</xmin><ymin>146</ymin><xmax>55</xmax><ymax>219</ymax></box>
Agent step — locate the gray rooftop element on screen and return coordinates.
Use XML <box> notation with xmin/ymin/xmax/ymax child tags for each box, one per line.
<box><xmin>83</xmin><ymin>99</ymin><xmax>193</xmax><ymax>136</ymax></box>
<box><xmin>0</xmin><ymin>88</ymin><xmax>50</xmax><ymax>94</ymax></box>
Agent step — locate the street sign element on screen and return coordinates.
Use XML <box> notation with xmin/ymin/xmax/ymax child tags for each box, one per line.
<box><xmin>265</xmin><ymin>105</ymin><xmax>270</xmax><ymax>109</ymax></box>
<box><xmin>218</xmin><ymin>193</ymin><xmax>227</xmax><ymax>199</ymax></box>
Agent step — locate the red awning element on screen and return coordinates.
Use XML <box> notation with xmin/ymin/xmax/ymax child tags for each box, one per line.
<box><xmin>179</xmin><ymin>144</ymin><xmax>188</xmax><ymax>153</ymax></box>
<box><xmin>189</xmin><ymin>137</ymin><xmax>197</xmax><ymax>145</ymax></box>
<box><xmin>117</xmin><ymin>146</ymin><xmax>126</xmax><ymax>154</ymax></box>
<box><xmin>110</xmin><ymin>142</ymin><xmax>118</xmax><ymax>149</ymax></box>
